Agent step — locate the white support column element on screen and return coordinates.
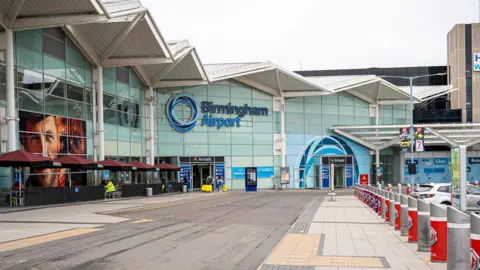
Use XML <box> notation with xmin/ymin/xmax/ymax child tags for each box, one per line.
<box><xmin>375</xmin><ymin>148</ymin><xmax>380</xmax><ymax>168</ymax></box>
<box><xmin>146</xmin><ymin>87</ymin><xmax>155</xmax><ymax>165</ymax></box>
<box><xmin>459</xmin><ymin>145</ymin><xmax>467</xmax><ymax>211</ymax></box>
<box><xmin>5</xmin><ymin>29</ymin><xmax>16</xmax><ymax>152</ymax></box>
<box><xmin>280</xmin><ymin>97</ymin><xmax>286</xmax><ymax>167</ymax></box>
<box><xmin>96</xmin><ymin>67</ymin><xmax>105</xmax><ymax>160</ymax></box>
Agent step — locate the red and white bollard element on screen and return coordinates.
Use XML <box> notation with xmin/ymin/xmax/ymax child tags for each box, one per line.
<box><xmin>470</xmin><ymin>213</ymin><xmax>480</xmax><ymax>270</ymax></box>
<box><xmin>430</xmin><ymin>203</ymin><xmax>447</xmax><ymax>263</ymax></box>
<box><xmin>378</xmin><ymin>190</ymin><xmax>382</xmax><ymax>216</ymax></box>
<box><xmin>408</xmin><ymin>196</ymin><xmax>418</xmax><ymax>242</ymax></box>
<box><xmin>394</xmin><ymin>193</ymin><xmax>401</xmax><ymax>231</ymax></box>
<box><xmin>475</xmin><ymin>180</ymin><xmax>478</xmax><ymax>187</ymax></box>
<box><xmin>385</xmin><ymin>191</ymin><xmax>390</xmax><ymax>222</ymax></box>
<box><xmin>387</xmin><ymin>184</ymin><xmax>392</xmax><ymax>192</ymax></box>
<box><xmin>406</xmin><ymin>184</ymin><xmax>411</xmax><ymax>195</ymax></box>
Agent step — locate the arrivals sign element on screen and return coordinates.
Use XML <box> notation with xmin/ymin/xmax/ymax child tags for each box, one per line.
<box><xmin>166</xmin><ymin>94</ymin><xmax>268</xmax><ymax>133</ymax></box>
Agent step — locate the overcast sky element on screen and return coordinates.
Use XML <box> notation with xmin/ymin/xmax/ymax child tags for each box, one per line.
<box><xmin>143</xmin><ymin>0</ymin><xmax>477</xmax><ymax>71</ymax></box>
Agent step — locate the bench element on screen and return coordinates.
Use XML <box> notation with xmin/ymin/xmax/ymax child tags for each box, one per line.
<box><xmin>104</xmin><ymin>186</ymin><xmax>122</xmax><ymax>199</ymax></box>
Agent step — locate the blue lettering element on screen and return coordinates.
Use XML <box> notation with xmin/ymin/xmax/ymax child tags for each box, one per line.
<box><xmin>216</xmin><ymin>118</ymin><xmax>224</xmax><ymax>129</ymax></box>
<box><xmin>201</xmin><ymin>114</ymin><xmax>209</xmax><ymax>126</ymax></box>
<box><xmin>200</xmin><ymin>101</ymin><xmax>210</xmax><ymax>113</ymax></box>
<box><xmin>474</xmin><ymin>63</ymin><xmax>480</xmax><ymax>71</ymax></box>
<box><xmin>476</xmin><ymin>54</ymin><xmax>480</xmax><ymax>62</ymax></box>
<box><xmin>235</xmin><ymin>117</ymin><xmax>241</xmax><ymax>127</ymax></box>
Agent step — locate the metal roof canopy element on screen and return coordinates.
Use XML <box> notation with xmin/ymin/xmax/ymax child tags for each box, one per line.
<box><xmin>205</xmin><ymin>62</ymin><xmax>332</xmax><ymax>97</ymax></box>
<box><xmin>1</xmin><ymin>0</ymin><xmax>206</xmax><ymax>89</ymax></box>
<box><xmin>331</xmin><ymin>123</ymin><xmax>480</xmax><ymax>151</ymax></box>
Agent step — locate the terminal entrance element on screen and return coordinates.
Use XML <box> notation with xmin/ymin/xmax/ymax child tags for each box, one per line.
<box><xmin>192</xmin><ymin>164</ymin><xmax>213</xmax><ymax>189</ymax></box>
<box><xmin>333</xmin><ymin>165</ymin><xmax>345</xmax><ymax>188</ymax></box>
<box><xmin>319</xmin><ymin>156</ymin><xmax>354</xmax><ymax>189</ymax></box>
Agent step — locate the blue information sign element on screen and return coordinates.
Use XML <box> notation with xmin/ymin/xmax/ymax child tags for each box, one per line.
<box><xmin>232</xmin><ymin>167</ymin><xmax>245</xmax><ymax>179</ymax></box>
<box><xmin>322</xmin><ymin>166</ymin><xmax>330</xmax><ymax>189</ymax></box>
<box><xmin>257</xmin><ymin>167</ymin><xmax>274</xmax><ymax>178</ymax></box>
<box><xmin>180</xmin><ymin>164</ymin><xmax>191</xmax><ymax>190</ymax></box>
<box><xmin>215</xmin><ymin>164</ymin><xmax>225</xmax><ymax>182</ymax></box>
<box><xmin>346</xmin><ymin>165</ymin><xmax>353</xmax><ymax>187</ymax></box>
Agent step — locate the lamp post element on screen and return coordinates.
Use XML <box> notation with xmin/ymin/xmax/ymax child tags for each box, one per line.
<box><xmin>380</xmin><ymin>73</ymin><xmax>447</xmax><ymax>187</ymax></box>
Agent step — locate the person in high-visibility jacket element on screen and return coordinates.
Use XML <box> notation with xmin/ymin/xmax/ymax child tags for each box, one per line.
<box><xmin>105</xmin><ymin>180</ymin><xmax>116</xmax><ymax>193</ymax></box>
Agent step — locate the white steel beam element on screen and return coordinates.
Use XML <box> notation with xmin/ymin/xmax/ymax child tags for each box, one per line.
<box><xmin>154</xmin><ymin>80</ymin><xmax>208</xmax><ymax>88</ymax></box>
<box><xmin>234</xmin><ymin>76</ymin><xmax>280</xmax><ymax>97</ymax></box>
<box><xmin>333</xmin><ymin>129</ymin><xmax>377</xmax><ymax>150</ymax></box>
<box><xmin>377</xmin><ymin>100</ymin><xmax>413</xmax><ymax>105</ymax></box>
<box><xmin>465</xmin><ymin>137</ymin><xmax>480</xmax><ymax>147</ymax></box>
<box><xmin>100</xmin><ymin>12</ymin><xmax>144</xmax><ymax>64</ymax></box>
<box><xmin>13</xmin><ymin>14</ymin><xmax>111</xmax><ymax>30</ymax></box>
<box><xmin>345</xmin><ymin>89</ymin><xmax>376</xmax><ymax>104</ymax></box>
<box><xmin>94</xmin><ymin>0</ymin><xmax>112</xmax><ymax>18</ymax></box>
<box><xmin>283</xmin><ymin>91</ymin><xmax>325</xmax><ymax>97</ymax></box>
<box><xmin>0</xmin><ymin>13</ymin><xmax>7</xmax><ymax>29</ymax></box>
<box><xmin>6</xmin><ymin>0</ymin><xmax>25</xmax><ymax>29</ymax></box>
<box><xmin>150</xmin><ymin>47</ymin><xmax>193</xmax><ymax>86</ymax></box>
<box><xmin>132</xmin><ymin>66</ymin><xmax>152</xmax><ymax>87</ymax></box>
<box><xmin>333</xmin><ymin>123</ymin><xmax>480</xmax><ymax>130</ymax></box>
<box><xmin>378</xmin><ymin>137</ymin><xmax>401</xmax><ymax>150</ymax></box>
<box><xmin>102</xmin><ymin>57</ymin><xmax>172</xmax><ymax>67</ymax></box>
<box><xmin>191</xmin><ymin>49</ymin><xmax>208</xmax><ymax>81</ymax></box>
<box><xmin>64</xmin><ymin>25</ymin><xmax>101</xmax><ymax>65</ymax></box>
<box><xmin>425</xmin><ymin>127</ymin><xmax>457</xmax><ymax>146</ymax></box>
<box><xmin>276</xmin><ymin>69</ymin><xmax>283</xmax><ymax>97</ymax></box>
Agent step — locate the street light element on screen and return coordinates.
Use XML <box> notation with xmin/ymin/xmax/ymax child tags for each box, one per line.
<box><xmin>380</xmin><ymin>73</ymin><xmax>447</xmax><ymax>188</ymax></box>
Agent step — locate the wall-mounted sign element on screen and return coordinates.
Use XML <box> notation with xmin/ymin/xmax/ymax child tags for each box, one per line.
<box><xmin>232</xmin><ymin>167</ymin><xmax>246</xmax><ymax>179</ymax></box>
<box><xmin>257</xmin><ymin>167</ymin><xmax>274</xmax><ymax>178</ymax></box>
<box><xmin>470</xmin><ymin>157</ymin><xmax>480</xmax><ymax>164</ymax></box>
<box><xmin>474</xmin><ymin>53</ymin><xmax>480</xmax><ymax>72</ymax></box>
<box><xmin>360</xmin><ymin>174</ymin><xmax>369</xmax><ymax>185</ymax></box>
<box><xmin>179</xmin><ymin>156</ymin><xmax>224</xmax><ymax>163</ymax></box>
<box><xmin>166</xmin><ymin>94</ymin><xmax>269</xmax><ymax>133</ymax></box>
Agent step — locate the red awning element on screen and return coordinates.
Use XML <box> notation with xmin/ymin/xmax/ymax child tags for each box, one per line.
<box><xmin>156</xmin><ymin>163</ymin><xmax>180</xmax><ymax>171</ymax></box>
<box><xmin>98</xmin><ymin>160</ymin><xmax>136</xmax><ymax>171</ymax></box>
<box><xmin>55</xmin><ymin>155</ymin><xmax>103</xmax><ymax>169</ymax></box>
<box><xmin>129</xmin><ymin>161</ymin><xmax>159</xmax><ymax>171</ymax></box>
<box><xmin>0</xmin><ymin>150</ymin><xmax>62</xmax><ymax>168</ymax></box>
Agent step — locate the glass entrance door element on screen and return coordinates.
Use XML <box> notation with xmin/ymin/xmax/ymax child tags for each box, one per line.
<box><xmin>334</xmin><ymin>166</ymin><xmax>344</xmax><ymax>188</ymax></box>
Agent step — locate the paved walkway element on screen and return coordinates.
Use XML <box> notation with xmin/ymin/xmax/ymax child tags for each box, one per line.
<box><xmin>0</xmin><ymin>192</ymin><xmax>228</xmax><ymax>244</ymax></box>
<box><xmin>259</xmin><ymin>195</ymin><xmax>446</xmax><ymax>270</ymax></box>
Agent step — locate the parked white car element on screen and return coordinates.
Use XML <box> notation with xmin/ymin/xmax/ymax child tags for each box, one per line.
<box><xmin>414</xmin><ymin>182</ymin><xmax>480</xmax><ymax>211</ymax></box>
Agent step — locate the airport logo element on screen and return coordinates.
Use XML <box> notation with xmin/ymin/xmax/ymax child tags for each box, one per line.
<box><xmin>430</xmin><ymin>227</ymin><xmax>438</xmax><ymax>247</ymax></box>
<box><xmin>166</xmin><ymin>94</ymin><xmax>199</xmax><ymax>133</ymax></box>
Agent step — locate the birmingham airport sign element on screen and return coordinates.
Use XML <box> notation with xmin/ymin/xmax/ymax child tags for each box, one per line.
<box><xmin>166</xmin><ymin>94</ymin><xmax>268</xmax><ymax>133</ymax></box>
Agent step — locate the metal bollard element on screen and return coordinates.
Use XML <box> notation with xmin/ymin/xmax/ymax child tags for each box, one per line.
<box><xmin>385</xmin><ymin>191</ymin><xmax>390</xmax><ymax>222</ymax></box>
<box><xmin>381</xmin><ymin>190</ymin><xmax>386</xmax><ymax>219</ymax></box>
<box><xmin>400</xmin><ymin>195</ymin><xmax>409</xmax><ymax>236</ymax></box>
<box><xmin>447</xmin><ymin>206</ymin><xmax>470</xmax><ymax>270</ymax></box>
<box><xmin>430</xmin><ymin>203</ymin><xmax>447</xmax><ymax>263</ymax></box>
<box><xmin>394</xmin><ymin>193</ymin><xmax>401</xmax><ymax>230</ymax></box>
<box><xmin>388</xmin><ymin>183</ymin><xmax>392</xmax><ymax>192</ymax></box>
<box><xmin>471</xmin><ymin>213</ymin><xmax>480</xmax><ymax>270</ymax></box>
<box><xmin>406</xmin><ymin>184</ymin><xmax>411</xmax><ymax>195</ymax></box>
<box><xmin>407</xmin><ymin>196</ymin><xmax>418</xmax><ymax>242</ymax></box>
<box><xmin>417</xmin><ymin>199</ymin><xmax>430</xmax><ymax>252</ymax></box>
<box><xmin>389</xmin><ymin>192</ymin><xmax>395</xmax><ymax>227</ymax></box>
<box><xmin>398</xmin><ymin>183</ymin><xmax>402</xmax><ymax>195</ymax></box>
<box><xmin>375</xmin><ymin>188</ymin><xmax>380</xmax><ymax>215</ymax></box>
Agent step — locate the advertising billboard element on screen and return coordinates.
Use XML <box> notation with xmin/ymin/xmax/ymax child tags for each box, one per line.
<box><xmin>19</xmin><ymin>110</ymin><xmax>87</xmax><ymax>187</ymax></box>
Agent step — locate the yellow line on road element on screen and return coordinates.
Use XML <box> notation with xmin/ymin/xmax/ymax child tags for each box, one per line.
<box><xmin>132</xmin><ymin>219</ymin><xmax>153</xmax><ymax>224</ymax></box>
<box><xmin>0</xmin><ymin>228</ymin><xmax>102</xmax><ymax>253</ymax></box>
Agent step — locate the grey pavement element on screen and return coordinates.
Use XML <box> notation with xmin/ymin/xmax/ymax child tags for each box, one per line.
<box><xmin>0</xmin><ymin>190</ymin><xmax>321</xmax><ymax>270</ymax></box>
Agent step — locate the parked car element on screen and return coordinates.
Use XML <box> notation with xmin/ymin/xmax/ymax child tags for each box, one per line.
<box><xmin>415</xmin><ymin>182</ymin><xmax>480</xmax><ymax>211</ymax></box>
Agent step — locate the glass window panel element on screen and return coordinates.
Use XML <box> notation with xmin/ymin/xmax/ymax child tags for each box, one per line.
<box><xmin>16</xmin><ymin>30</ymin><xmax>42</xmax><ymax>52</ymax></box>
<box><xmin>42</xmin><ymin>28</ymin><xmax>65</xmax><ymax>41</ymax></box>
<box><xmin>44</xmin><ymin>95</ymin><xmax>66</xmax><ymax>116</ymax></box>
<box><xmin>44</xmin><ymin>75</ymin><xmax>65</xmax><ymax>97</ymax></box>
<box><xmin>0</xmin><ymin>84</ymin><xmax>6</xmax><ymax>107</ymax></box>
<box><xmin>43</xmin><ymin>34</ymin><xmax>65</xmax><ymax>60</ymax></box>
<box><xmin>103</xmin><ymin>94</ymin><xmax>117</xmax><ymax>110</ymax></box>
<box><xmin>66</xmin><ymin>63</ymin><xmax>85</xmax><ymax>85</ymax></box>
<box><xmin>85</xmin><ymin>89</ymin><xmax>92</xmax><ymax>104</ymax></box>
<box><xmin>66</xmin><ymin>83</ymin><xmax>84</xmax><ymax>102</ymax></box>
<box><xmin>86</xmin><ymin>104</ymin><xmax>93</xmax><ymax>121</ymax></box>
<box><xmin>130</xmin><ymin>87</ymin><xmax>140</xmax><ymax>101</ymax></box>
<box><xmin>117</xmin><ymin>82</ymin><xmax>129</xmax><ymax>98</ymax></box>
<box><xmin>66</xmin><ymin>45</ymin><xmax>84</xmax><ymax>68</ymax></box>
<box><xmin>18</xmin><ymin>89</ymin><xmax>43</xmax><ymax>112</ymax></box>
<box><xmin>103</xmin><ymin>67</ymin><xmax>116</xmax><ymax>95</ymax></box>
<box><xmin>117</xmin><ymin>126</ymin><xmax>130</xmax><ymax>141</ymax></box>
<box><xmin>16</xmin><ymin>46</ymin><xmax>43</xmax><ymax>72</ymax></box>
<box><xmin>67</xmin><ymin>100</ymin><xmax>85</xmax><ymax>119</ymax></box>
<box><xmin>44</xmin><ymin>55</ymin><xmax>66</xmax><ymax>80</ymax></box>
<box><xmin>17</xmin><ymin>69</ymin><xmax>42</xmax><ymax>91</ymax></box>
<box><xmin>85</xmin><ymin>62</ymin><xmax>92</xmax><ymax>87</ymax></box>
<box><xmin>104</xmin><ymin>109</ymin><xmax>117</xmax><ymax>125</ymax></box>
<box><xmin>116</xmin><ymin>67</ymin><xmax>129</xmax><ymax>84</ymax></box>
<box><xmin>0</xmin><ymin>64</ymin><xmax>5</xmax><ymax>84</ymax></box>
<box><xmin>131</xmin><ymin>128</ymin><xmax>142</xmax><ymax>142</ymax></box>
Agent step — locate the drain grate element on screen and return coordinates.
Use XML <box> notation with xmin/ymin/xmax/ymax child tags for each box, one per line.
<box><xmin>289</xmin><ymin>196</ymin><xmax>323</xmax><ymax>234</ymax></box>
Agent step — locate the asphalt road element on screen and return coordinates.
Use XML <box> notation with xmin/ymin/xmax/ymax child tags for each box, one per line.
<box><xmin>0</xmin><ymin>190</ymin><xmax>331</xmax><ymax>270</ymax></box>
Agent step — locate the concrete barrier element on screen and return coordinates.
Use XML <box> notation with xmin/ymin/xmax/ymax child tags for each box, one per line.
<box><xmin>417</xmin><ymin>199</ymin><xmax>430</xmax><ymax>252</ymax></box>
<box><xmin>447</xmin><ymin>206</ymin><xmax>470</xmax><ymax>270</ymax></box>
<box><xmin>430</xmin><ymin>203</ymin><xmax>447</xmax><ymax>263</ymax></box>
<box><xmin>408</xmin><ymin>196</ymin><xmax>418</xmax><ymax>242</ymax></box>
<box><xmin>400</xmin><ymin>195</ymin><xmax>409</xmax><ymax>236</ymax></box>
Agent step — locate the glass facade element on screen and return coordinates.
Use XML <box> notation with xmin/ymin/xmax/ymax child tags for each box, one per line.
<box><xmin>0</xmin><ymin>27</ymin><xmax>147</xmax><ymax>187</ymax></box>
<box><xmin>155</xmin><ymin>81</ymin><xmax>275</xmax><ymax>189</ymax></box>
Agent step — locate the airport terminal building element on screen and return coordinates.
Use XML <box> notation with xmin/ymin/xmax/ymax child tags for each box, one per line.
<box><xmin>0</xmin><ymin>0</ymin><xmax>480</xmax><ymax>192</ymax></box>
